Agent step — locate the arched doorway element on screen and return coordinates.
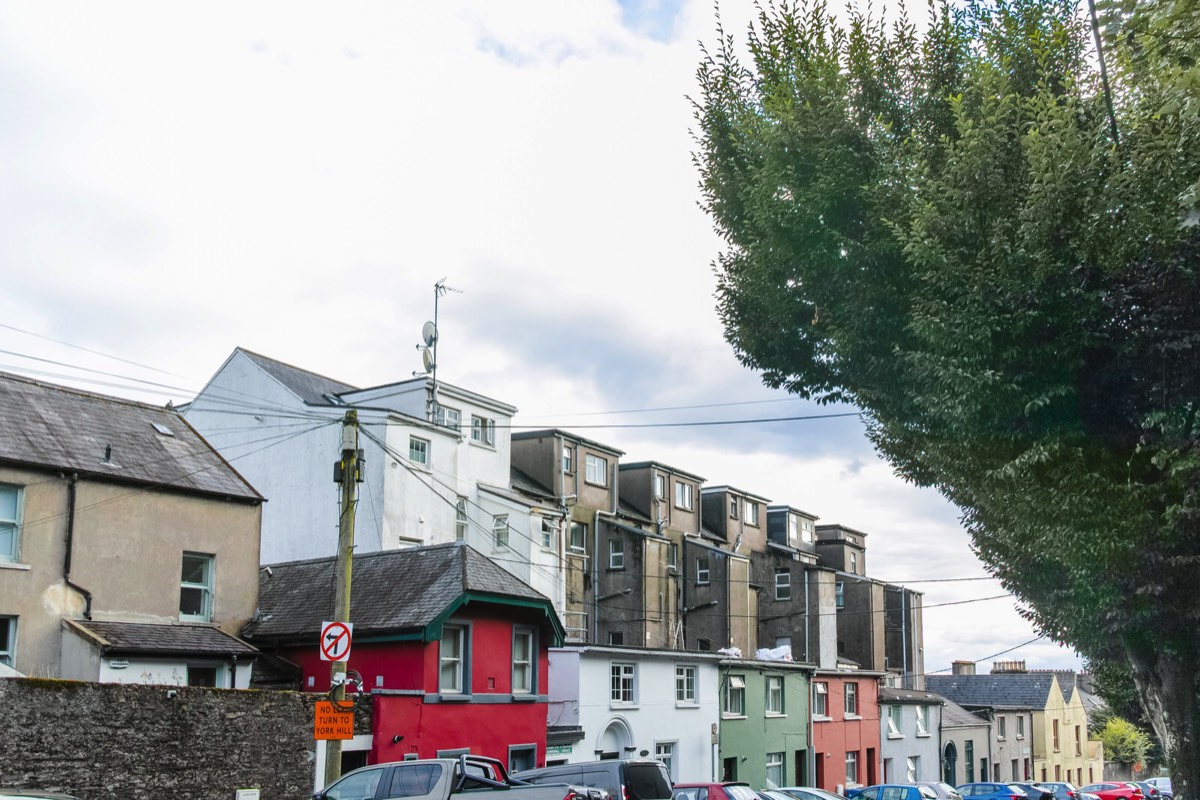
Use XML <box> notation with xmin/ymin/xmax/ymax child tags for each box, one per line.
<box><xmin>596</xmin><ymin>717</ymin><xmax>634</xmax><ymax>760</ymax></box>
<box><xmin>943</xmin><ymin>742</ymin><xmax>958</xmax><ymax>785</ymax></box>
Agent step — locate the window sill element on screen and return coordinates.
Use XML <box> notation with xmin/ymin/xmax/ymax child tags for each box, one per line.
<box><xmin>610</xmin><ymin>702</ymin><xmax>639</xmax><ymax>711</ymax></box>
<box><xmin>469</xmin><ymin>441</ymin><xmax>497</xmax><ymax>451</ymax></box>
<box><xmin>439</xmin><ymin>693</ymin><xmax>471</xmax><ymax>702</ymax></box>
<box><xmin>584</xmin><ymin>479</ymin><xmax>608</xmax><ymax>489</ymax></box>
<box><xmin>511</xmin><ymin>694</ymin><xmax>538</xmax><ymax>703</ymax></box>
<box><xmin>0</xmin><ymin>561</ymin><xmax>31</xmax><ymax>571</ymax></box>
<box><xmin>606</xmin><ymin>567</ymin><xmax>625</xmax><ymax>572</ymax></box>
<box><xmin>887</xmin><ymin>733</ymin><xmax>904</xmax><ymax>740</ymax></box>
<box><xmin>676</xmin><ymin>701</ymin><xmax>700</xmax><ymax>709</ymax></box>
<box><xmin>813</xmin><ymin>715</ymin><xmax>832</xmax><ymax>723</ymax></box>
<box><xmin>721</xmin><ymin>713</ymin><xmax>747</xmax><ymax>720</ymax></box>
<box><xmin>916</xmin><ymin>732</ymin><xmax>931</xmax><ymax>738</ymax></box>
<box><xmin>765</xmin><ymin>712</ymin><xmax>786</xmax><ymax>719</ymax></box>
<box><xmin>845</xmin><ymin>714</ymin><xmax>862</xmax><ymax>720</ymax></box>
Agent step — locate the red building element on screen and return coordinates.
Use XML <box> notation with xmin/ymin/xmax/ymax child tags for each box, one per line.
<box><xmin>242</xmin><ymin>542</ymin><xmax>564</xmax><ymax>771</ymax></box>
<box><xmin>810</xmin><ymin>670</ymin><xmax>884</xmax><ymax>793</ymax></box>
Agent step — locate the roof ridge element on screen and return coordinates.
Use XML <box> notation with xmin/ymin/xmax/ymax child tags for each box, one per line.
<box><xmin>0</xmin><ymin>369</ymin><xmax>178</xmax><ymax>414</ymax></box>
<box><xmin>236</xmin><ymin>347</ymin><xmax>358</xmax><ymax>391</ymax></box>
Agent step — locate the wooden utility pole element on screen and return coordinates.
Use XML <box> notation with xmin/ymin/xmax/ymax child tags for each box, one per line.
<box><xmin>325</xmin><ymin>409</ymin><xmax>359</xmax><ymax>787</ymax></box>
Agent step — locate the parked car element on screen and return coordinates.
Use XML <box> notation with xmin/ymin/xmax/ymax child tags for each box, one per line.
<box><xmin>1133</xmin><ymin>783</ymin><xmax>1159</xmax><ymax>800</ymax></box>
<box><xmin>515</xmin><ymin>760</ymin><xmax>672</xmax><ymax>800</ymax></box>
<box><xmin>1079</xmin><ymin>784</ymin><xmax>1145</xmax><ymax>800</ymax></box>
<box><xmin>673</xmin><ymin>784</ymin><xmax>760</xmax><ymax>800</ymax></box>
<box><xmin>1034</xmin><ymin>782</ymin><xmax>1080</xmax><ymax>800</ymax></box>
<box><xmin>848</xmin><ymin>786</ymin><xmax>939</xmax><ymax>800</ymax></box>
<box><xmin>1015</xmin><ymin>784</ymin><xmax>1054</xmax><ymax>800</ymax></box>
<box><xmin>1145</xmin><ymin>779</ymin><xmax>1173</xmax><ymax>800</ymax></box>
<box><xmin>957</xmin><ymin>783</ymin><xmax>1029</xmax><ymax>800</ymax></box>
<box><xmin>315</xmin><ymin>754</ymin><xmax>606</xmax><ymax>800</ymax></box>
<box><xmin>917</xmin><ymin>784</ymin><xmax>964</xmax><ymax>800</ymax></box>
<box><xmin>778</xmin><ymin>788</ymin><xmax>850</xmax><ymax>800</ymax></box>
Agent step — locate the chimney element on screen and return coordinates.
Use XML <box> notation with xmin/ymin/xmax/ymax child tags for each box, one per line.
<box><xmin>991</xmin><ymin>660</ymin><xmax>1028</xmax><ymax>674</ymax></box>
<box><xmin>952</xmin><ymin>660</ymin><xmax>977</xmax><ymax>675</ymax></box>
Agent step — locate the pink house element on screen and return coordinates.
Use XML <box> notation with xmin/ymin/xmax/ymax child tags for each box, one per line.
<box><xmin>810</xmin><ymin>670</ymin><xmax>883</xmax><ymax>793</ymax></box>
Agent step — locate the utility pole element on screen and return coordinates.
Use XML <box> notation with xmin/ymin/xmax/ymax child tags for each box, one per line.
<box><xmin>325</xmin><ymin>409</ymin><xmax>359</xmax><ymax>787</ymax></box>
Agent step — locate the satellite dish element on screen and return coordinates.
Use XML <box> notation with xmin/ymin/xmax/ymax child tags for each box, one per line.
<box><xmin>422</xmin><ymin>348</ymin><xmax>435</xmax><ymax>373</ymax></box>
<box><xmin>422</xmin><ymin>321</ymin><xmax>438</xmax><ymax>348</ymax></box>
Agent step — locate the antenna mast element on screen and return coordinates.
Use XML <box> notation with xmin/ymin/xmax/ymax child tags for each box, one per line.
<box><xmin>416</xmin><ymin>278</ymin><xmax>462</xmax><ymax>422</ymax></box>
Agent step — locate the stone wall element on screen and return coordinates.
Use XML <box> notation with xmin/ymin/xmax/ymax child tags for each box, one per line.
<box><xmin>0</xmin><ymin>677</ymin><xmax>372</xmax><ymax>800</ymax></box>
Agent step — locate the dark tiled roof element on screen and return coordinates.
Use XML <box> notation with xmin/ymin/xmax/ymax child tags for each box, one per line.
<box><xmin>939</xmin><ymin>697</ymin><xmax>991</xmax><ymax>729</ymax></box>
<box><xmin>926</xmin><ymin>672</ymin><xmax>1056</xmax><ymax>710</ymax></box>
<box><xmin>239</xmin><ymin>348</ymin><xmax>357</xmax><ymax>405</ymax></box>
<box><xmin>510</xmin><ymin>466</ymin><xmax>554</xmax><ymax>499</ymax></box>
<box><xmin>879</xmin><ymin>686</ymin><xmax>944</xmax><ymax>705</ymax></box>
<box><xmin>73</xmin><ymin>620</ymin><xmax>258</xmax><ymax>657</ymax></box>
<box><xmin>243</xmin><ymin>542</ymin><xmax>555</xmax><ymax>641</ymax></box>
<box><xmin>0</xmin><ymin>372</ymin><xmax>260</xmax><ymax>501</ymax></box>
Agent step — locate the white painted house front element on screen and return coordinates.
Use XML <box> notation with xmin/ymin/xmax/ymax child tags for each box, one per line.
<box><xmin>548</xmin><ymin>645</ymin><xmax>721</xmax><ymax>783</ymax></box>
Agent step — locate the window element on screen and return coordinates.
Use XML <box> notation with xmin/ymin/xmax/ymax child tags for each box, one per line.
<box><xmin>675</xmin><ymin>482</ymin><xmax>693</xmax><ymax>510</ymax></box>
<box><xmin>1017</xmin><ymin>715</ymin><xmax>1025</xmax><ymax>738</ymax></box>
<box><xmin>569</xmin><ymin>521</ymin><xmax>587</xmax><ymax>552</ymax></box>
<box><xmin>729</xmin><ymin>497</ymin><xmax>738</xmax><ymax>518</ymax></box>
<box><xmin>654</xmin><ymin>474</ymin><xmax>666</xmax><ymax>499</ymax></box>
<box><xmin>835</xmin><ymin>581</ymin><xmax>845</xmax><ymax>609</ymax></box>
<box><xmin>787</xmin><ymin>514</ymin><xmax>800</xmax><ymax>546</ymax></box>
<box><xmin>887</xmin><ymin>704</ymin><xmax>902</xmax><ymax>736</ymax></box>
<box><xmin>512</xmin><ymin>628</ymin><xmax>534</xmax><ymax>694</ymax></box>
<box><xmin>801</xmin><ymin>518</ymin><xmax>814</xmax><ymax>543</ymax></box>
<box><xmin>998</xmin><ymin>715</ymin><xmax>1007</xmax><ymax>739</ymax></box>
<box><xmin>179</xmin><ymin>552</ymin><xmax>214</xmax><ymax>621</ymax></box>
<box><xmin>745</xmin><ymin>503</ymin><xmax>759</xmax><ymax>526</ymax></box>
<box><xmin>668</xmin><ymin>542</ymin><xmax>679</xmax><ymax>571</ymax></box>
<box><xmin>774</xmin><ymin>568</ymin><xmax>791</xmax><ymax>600</ymax></box>
<box><xmin>609</xmin><ymin>631</ymin><xmax>624</xmax><ymax>645</ymax></box>
<box><xmin>541</xmin><ymin>517</ymin><xmax>557</xmax><ymax>550</ymax></box>
<box><xmin>324</xmin><ymin>766</ymin><xmax>384</xmax><ymax>799</ymax></box>
<box><xmin>562</xmin><ymin>445</ymin><xmax>574</xmax><ymax>474</ymax></box>
<box><xmin>813</xmin><ymin>682</ymin><xmax>828</xmax><ymax>717</ymax></box>
<box><xmin>609</xmin><ymin>538</ymin><xmax>624</xmax><ymax>569</ymax></box>
<box><xmin>675</xmin><ymin>665</ymin><xmax>697</xmax><ymax>703</ymax></box>
<box><xmin>387</xmin><ymin>763</ymin><xmax>444</xmax><ymax>798</ymax></box>
<box><xmin>585</xmin><ymin>454</ymin><xmax>608</xmax><ymax>485</ymax></box>
<box><xmin>435</xmin><ymin>405</ymin><xmax>461</xmax><ymax>431</ymax></box>
<box><xmin>1053</xmin><ymin>719</ymin><xmax>1061</xmax><ymax>751</ymax></box>
<box><xmin>965</xmin><ymin>741</ymin><xmax>975</xmax><ymax>782</ymax></box>
<box><xmin>844</xmin><ymin>682</ymin><xmax>858</xmax><ymax>716</ymax></box>
<box><xmin>849</xmin><ymin>551</ymin><xmax>857</xmax><ymax>574</ymax></box>
<box><xmin>455</xmin><ymin>497</ymin><xmax>469</xmax><ymax>541</ymax></box>
<box><xmin>724</xmin><ymin>675</ymin><xmax>746</xmax><ymax>716</ymax></box>
<box><xmin>906</xmin><ymin>756</ymin><xmax>919</xmax><ymax>782</ymax></box>
<box><xmin>766</xmin><ymin>752</ymin><xmax>785</xmax><ymax>788</ymax></box>
<box><xmin>656</xmin><ymin>742</ymin><xmax>676</xmax><ymax>780</ymax></box>
<box><xmin>0</xmin><ymin>616</ymin><xmax>15</xmax><ymax>667</ymax></box>
<box><xmin>916</xmin><ymin>705</ymin><xmax>928</xmax><ymax>735</ymax></box>
<box><xmin>409</xmin><ymin>436</ymin><xmax>429</xmax><ymax>466</ymax></box>
<box><xmin>471</xmin><ymin>415</ymin><xmax>495</xmax><ymax>446</ymax></box>
<box><xmin>440</xmin><ymin>624</ymin><xmax>467</xmax><ymax>694</ymax></box>
<box><xmin>696</xmin><ymin>557</ymin><xmax>710</xmax><ymax>584</ymax></box>
<box><xmin>187</xmin><ymin>664</ymin><xmax>219</xmax><ymax>687</ymax></box>
<box><xmin>493</xmin><ymin>514</ymin><xmax>509</xmax><ymax>548</ymax></box>
<box><xmin>766</xmin><ymin>675</ymin><xmax>784</xmax><ymax>715</ymax></box>
<box><xmin>845</xmin><ymin>751</ymin><xmax>858</xmax><ymax>785</ymax></box>
<box><xmin>0</xmin><ymin>484</ymin><xmax>22</xmax><ymax>562</ymax></box>
<box><xmin>611</xmin><ymin>662</ymin><xmax>636</xmax><ymax>704</ymax></box>
<box><xmin>1075</xmin><ymin>725</ymin><xmax>1082</xmax><ymax>755</ymax></box>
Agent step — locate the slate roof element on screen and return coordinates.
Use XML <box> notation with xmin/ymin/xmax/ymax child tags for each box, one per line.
<box><xmin>242</xmin><ymin>542</ymin><xmax>560</xmax><ymax>642</ymax></box>
<box><xmin>238</xmin><ymin>348</ymin><xmax>357</xmax><ymax>405</ymax></box>
<box><xmin>70</xmin><ymin>620</ymin><xmax>258</xmax><ymax>657</ymax></box>
<box><xmin>939</xmin><ymin>697</ymin><xmax>991</xmax><ymax>729</ymax></box>
<box><xmin>0</xmin><ymin>371</ymin><xmax>260</xmax><ymax>501</ymax></box>
<box><xmin>879</xmin><ymin>686</ymin><xmax>945</xmax><ymax>705</ymax></box>
<box><xmin>509</xmin><ymin>466</ymin><xmax>554</xmax><ymax>500</ymax></box>
<box><xmin>926</xmin><ymin>672</ymin><xmax>1057</xmax><ymax>710</ymax></box>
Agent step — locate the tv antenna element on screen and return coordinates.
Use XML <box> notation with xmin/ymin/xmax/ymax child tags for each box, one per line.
<box><xmin>415</xmin><ymin>278</ymin><xmax>462</xmax><ymax>422</ymax></box>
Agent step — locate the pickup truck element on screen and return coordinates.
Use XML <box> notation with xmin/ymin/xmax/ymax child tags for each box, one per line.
<box><xmin>313</xmin><ymin>753</ymin><xmax>608</xmax><ymax>800</ymax></box>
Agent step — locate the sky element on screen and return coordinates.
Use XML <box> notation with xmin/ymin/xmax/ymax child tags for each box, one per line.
<box><xmin>0</xmin><ymin>0</ymin><xmax>1084</xmax><ymax>677</ymax></box>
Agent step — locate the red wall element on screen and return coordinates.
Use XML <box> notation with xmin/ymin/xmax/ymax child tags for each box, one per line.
<box><xmin>811</xmin><ymin>675</ymin><xmax>882</xmax><ymax>793</ymax></box>
<box><xmin>372</xmin><ymin>693</ymin><xmax>549</xmax><ymax>763</ymax></box>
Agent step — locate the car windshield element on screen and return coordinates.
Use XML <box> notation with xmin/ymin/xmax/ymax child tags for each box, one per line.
<box><xmin>728</xmin><ymin>787</ymin><xmax>762</xmax><ymax>800</ymax></box>
<box><xmin>625</xmin><ymin>764</ymin><xmax>673</xmax><ymax>800</ymax></box>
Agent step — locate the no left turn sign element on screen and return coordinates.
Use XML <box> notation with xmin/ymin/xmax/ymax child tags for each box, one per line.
<box><xmin>320</xmin><ymin>620</ymin><xmax>353</xmax><ymax>662</ymax></box>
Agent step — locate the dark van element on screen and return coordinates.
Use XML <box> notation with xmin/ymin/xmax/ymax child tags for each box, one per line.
<box><xmin>513</xmin><ymin>759</ymin><xmax>673</xmax><ymax>800</ymax></box>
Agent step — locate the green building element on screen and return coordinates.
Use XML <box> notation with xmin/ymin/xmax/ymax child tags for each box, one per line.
<box><xmin>718</xmin><ymin>659</ymin><xmax>815</xmax><ymax>787</ymax></box>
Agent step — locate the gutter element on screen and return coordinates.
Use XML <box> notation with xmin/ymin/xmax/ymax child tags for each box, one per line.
<box><xmin>63</xmin><ymin>473</ymin><xmax>93</xmax><ymax>619</ymax></box>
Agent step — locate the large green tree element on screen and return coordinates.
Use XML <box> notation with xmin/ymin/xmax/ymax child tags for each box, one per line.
<box><xmin>694</xmin><ymin>0</ymin><xmax>1199</xmax><ymax>789</ymax></box>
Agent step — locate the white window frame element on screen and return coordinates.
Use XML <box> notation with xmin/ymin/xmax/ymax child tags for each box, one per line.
<box><xmin>585</xmin><ymin>454</ymin><xmax>608</xmax><ymax>486</ymax></box>
<box><xmin>440</xmin><ymin>624</ymin><xmax>467</xmax><ymax>694</ymax></box>
<box><xmin>512</xmin><ymin>628</ymin><xmax>534</xmax><ymax>695</ymax></box>
<box><xmin>611</xmin><ymin>662</ymin><xmax>636</xmax><ymax>705</ymax></box>
<box><xmin>724</xmin><ymin>674</ymin><xmax>746</xmax><ymax>717</ymax></box>
<box><xmin>801</xmin><ymin>518</ymin><xmax>815</xmax><ymax>543</ymax></box>
<box><xmin>455</xmin><ymin>496</ymin><xmax>469</xmax><ymax>542</ymax></box>
<box><xmin>0</xmin><ymin>483</ymin><xmax>23</xmax><ymax>563</ymax></box>
<box><xmin>813</xmin><ymin>681</ymin><xmax>828</xmax><ymax>717</ymax></box>
<box><xmin>179</xmin><ymin>552</ymin><xmax>215</xmax><ymax>622</ymax></box>
<box><xmin>766</xmin><ymin>675</ymin><xmax>784</xmax><ymax>715</ymax></box>
<box><xmin>493</xmin><ymin>514</ymin><xmax>509</xmax><ymax>548</ymax></box>
<box><xmin>655</xmin><ymin>741</ymin><xmax>677</xmax><ymax>781</ymax></box>
<box><xmin>729</xmin><ymin>497</ymin><xmax>738</xmax><ymax>518</ymax></box>
<box><xmin>1017</xmin><ymin>715</ymin><xmax>1025</xmax><ymax>738</ymax></box>
<box><xmin>408</xmin><ymin>435</ymin><xmax>430</xmax><ymax>466</ymax></box>
<box><xmin>774</xmin><ymin>568</ymin><xmax>791</xmax><ymax>601</ymax></box>
<box><xmin>845</xmin><ymin>681</ymin><xmax>858</xmax><ymax>716</ymax></box>
<box><xmin>845</xmin><ymin>751</ymin><xmax>859</xmax><ymax>785</ymax></box>
<box><xmin>916</xmin><ymin>704</ymin><xmax>929</xmax><ymax>735</ymax></box>
<box><xmin>906</xmin><ymin>756</ymin><xmax>919</xmax><ymax>782</ymax></box>
<box><xmin>569</xmin><ymin>521</ymin><xmax>587</xmax><ymax>553</ymax></box>
<box><xmin>997</xmin><ymin>714</ymin><xmax>1007</xmax><ymax>740</ymax></box>
<box><xmin>675</xmin><ymin>482</ymin><xmax>693</xmax><ymax>510</ymax></box>
<box><xmin>849</xmin><ymin>551</ymin><xmax>858</xmax><ymax>574</ymax></box>
<box><xmin>766</xmin><ymin>752</ymin><xmax>785</xmax><ymax>788</ymax></box>
<box><xmin>0</xmin><ymin>615</ymin><xmax>15</xmax><ymax>667</ymax></box>
<box><xmin>668</xmin><ymin>542</ymin><xmax>679</xmax><ymax>571</ymax></box>
<box><xmin>675</xmin><ymin>665</ymin><xmax>697</xmax><ymax>704</ymax></box>
<box><xmin>562</xmin><ymin>445</ymin><xmax>574</xmax><ymax>474</ymax></box>
<box><xmin>696</xmin><ymin>557</ymin><xmax>710</xmax><ymax>584</ymax></box>
<box><xmin>609</xmin><ymin>537</ymin><xmax>624</xmax><ymax>570</ymax></box>
<box><xmin>835</xmin><ymin>581</ymin><xmax>845</xmax><ymax>609</ymax></box>
<box><xmin>887</xmin><ymin>704</ymin><xmax>903</xmax><ymax>737</ymax></box>
<box><xmin>654</xmin><ymin>474</ymin><xmax>666</xmax><ymax>499</ymax></box>
<box><xmin>787</xmin><ymin>514</ymin><xmax>799</xmax><ymax>547</ymax></box>
<box><xmin>435</xmin><ymin>405</ymin><xmax>461</xmax><ymax>431</ymax></box>
<box><xmin>745</xmin><ymin>502</ymin><xmax>759</xmax><ymax>526</ymax></box>
<box><xmin>471</xmin><ymin>415</ymin><xmax>495</xmax><ymax>446</ymax></box>
<box><xmin>541</xmin><ymin>517</ymin><xmax>557</xmax><ymax>550</ymax></box>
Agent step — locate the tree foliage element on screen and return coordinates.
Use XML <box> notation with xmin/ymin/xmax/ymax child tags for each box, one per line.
<box><xmin>694</xmin><ymin>0</ymin><xmax>1200</xmax><ymax>787</ymax></box>
<box><xmin>1102</xmin><ymin>716</ymin><xmax>1155</xmax><ymax>767</ymax></box>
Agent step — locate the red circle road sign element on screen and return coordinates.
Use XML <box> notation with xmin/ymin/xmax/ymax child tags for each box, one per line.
<box><xmin>320</xmin><ymin>620</ymin><xmax>353</xmax><ymax>662</ymax></box>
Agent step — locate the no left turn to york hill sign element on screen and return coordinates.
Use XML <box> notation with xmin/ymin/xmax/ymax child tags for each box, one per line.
<box><xmin>320</xmin><ymin>620</ymin><xmax>353</xmax><ymax>662</ymax></box>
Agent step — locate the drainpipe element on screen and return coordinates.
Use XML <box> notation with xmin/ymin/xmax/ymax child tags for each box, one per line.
<box><xmin>63</xmin><ymin>473</ymin><xmax>93</xmax><ymax>619</ymax></box>
<box><xmin>900</xmin><ymin>590</ymin><xmax>908</xmax><ymax>688</ymax></box>
<box><xmin>591</xmin><ymin>461</ymin><xmax>620</xmax><ymax>642</ymax></box>
<box><xmin>804</xmin><ymin>569</ymin><xmax>811</xmax><ymax>663</ymax></box>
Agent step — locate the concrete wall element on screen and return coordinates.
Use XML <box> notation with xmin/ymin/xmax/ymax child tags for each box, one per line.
<box><xmin>0</xmin><ymin>677</ymin><xmax>369</xmax><ymax>800</ymax></box>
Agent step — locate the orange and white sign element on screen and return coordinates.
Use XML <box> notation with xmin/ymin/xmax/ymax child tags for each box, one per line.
<box><xmin>314</xmin><ymin>700</ymin><xmax>354</xmax><ymax>740</ymax></box>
